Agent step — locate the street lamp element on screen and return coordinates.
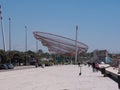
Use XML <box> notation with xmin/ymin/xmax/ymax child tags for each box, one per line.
<box><xmin>25</xmin><ymin>26</ymin><xmax>27</xmax><ymax>52</ymax></box>
<box><xmin>36</xmin><ymin>39</ymin><xmax>38</xmax><ymax>53</ymax></box>
<box><xmin>0</xmin><ymin>5</ymin><xmax>6</xmax><ymax>51</ymax></box>
<box><xmin>9</xmin><ymin>18</ymin><xmax>11</xmax><ymax>51</ymax></box>
<box><xmin>25</xmin><ymin>26</ymin><xmax>27</xmax><ymax>65</ymax></box>
<box><xmin>8</xmin><ymin>18</ymin><xmax>12</xmax><ymax>63</ymax></box>
<box><xmin>35</xmin><ymin>39</ymin><xmax>39</xmax><ymax>68</ymax></box>
<box><xmin>75</xmin><ymin>25</ymin><xmax>78</xmax><ymax>64</ymax></box>
<box><xmin>75</xmin><ymin>25</ymin><xmax>82</xmax><ymax>75</ymax></box>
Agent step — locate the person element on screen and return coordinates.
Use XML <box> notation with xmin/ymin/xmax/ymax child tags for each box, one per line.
<box><xmin>35</xmin><ymin>58</ymin><xmax>38</xmax><ymax>68</ymax></box>
<box><xmin>92</xmin><ymin>62</ymin><xmax>96</xmax><ymax>72</ymax></box>
<box><xmin>95</xmin><ymin>63</ymin><xmax>99</xmax><ymax>72</ymax></box>
<box><xmin>87</xmin><ymin>61</ymin><xmax>91</xmax><ymax>67</ymax></box>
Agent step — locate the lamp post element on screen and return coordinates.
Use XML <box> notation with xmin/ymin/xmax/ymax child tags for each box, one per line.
<box><xmin>0</xmin><ymin>5</ymin><xmax>6</xmax><ymax>51</ymax></box>
<box><xmin>25</xmin><ymin>26</ymin><xmax>27</xmax><ymax>52</ymax></box>
<box><xmin>75</xmin><ymin>25</ymin><xmax>78</xmax><ymax>64</ymax></box>
<box><xmin>36</xmin><ymin>39</ymin><xmax>38</xmax><ymax>53</ymax></box>
<box><xmin>25</xmin><ymin>26</ymin><xmax>27</xmax><ymax>65</ymax></box>
<box><xmin>75</xmin><ymin>25</ymin><xmax>81</xmax><ymax>75</ymax></box>
<box><xmin>9</xmin><ymin>18</ymin><xmax>11</xmax><ymax>51</ymax></box>
<box><xmin>35</xmin><ymin>39</ymin><xmax>39</xmax><ymax>68</ymax></box>
<box><xmin>8</xmin><ymin>18</ymin><xmax>11</xmax><ymax>63</ymax></box>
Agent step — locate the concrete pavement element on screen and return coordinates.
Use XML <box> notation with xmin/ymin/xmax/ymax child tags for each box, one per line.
<box><xmin>0</xmin><ymin>65</ymin><xmax>119</xmax><ymax>90</ymax></box>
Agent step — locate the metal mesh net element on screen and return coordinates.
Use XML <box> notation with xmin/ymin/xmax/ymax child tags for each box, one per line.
<box><xmin>33</xmin><ymin>31</ymin><xmax>88</xmax><ymax>55</ymax></box>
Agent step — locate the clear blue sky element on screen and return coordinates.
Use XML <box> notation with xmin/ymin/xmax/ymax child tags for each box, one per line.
<box><xmin>0</xmin><ymin>0</ymin><xmax>120</xmax><ymax>53</ymax></box>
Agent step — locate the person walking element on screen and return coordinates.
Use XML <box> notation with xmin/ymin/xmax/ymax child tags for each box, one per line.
<box><xmin>92</xmin><ymin>62</ymin><xmax>96</xmax><ymax>72</ymax></box>
<box><xmin>35</xmin><ymin>58</ymin><xmax>38</xmax><ymax>68</ymax></box>
<box><xmin>95</xmin><ymin>62</ymin><xmax>99</xmax><ymax>72</ymax></box>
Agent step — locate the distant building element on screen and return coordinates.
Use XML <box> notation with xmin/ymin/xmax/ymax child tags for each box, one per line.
<box><xmin>109</xmin><ymin>53</ymin><xmax>120</xmax><ymax>67</ymax></box>
<box><xmin>109</xmin><ymin>53</ymin><xmax>120</xmax><ymax>60</ymax></box>
<box><xmin>91</xmin><ymin>50</ymin><xmax>111</xmax><ymax>64</ymax></box>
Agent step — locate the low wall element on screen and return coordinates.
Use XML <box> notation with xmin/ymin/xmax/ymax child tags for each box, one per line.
<box><xmin>100</xmin><ymin>66</ymin><xmax>120</xmax><ymax>89</ymax></box>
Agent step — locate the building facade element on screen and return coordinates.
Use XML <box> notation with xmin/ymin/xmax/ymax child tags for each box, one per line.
<box><xmin>91</xmin><ymin>50</ymin><xmax>111</xmax><ymax>64</ymax></box>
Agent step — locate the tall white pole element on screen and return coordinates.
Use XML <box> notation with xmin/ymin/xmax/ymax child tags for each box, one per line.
<box><xmin>25</xmin><ymin>26</ymin><xmax>27</xmax><ymax>52</ymax></box>
<box><xmin>9</xmin><ymin>18</ymin><xmax>11</xmax><ymax>51</ymax></box>
<box><xmin>0</xmin><ymin>5</ymin><xmax>6</xmax><ymax>51</ymax></box>
<box><xmin>8</xmin><ymin>18</ymin><xmax>12</xmax><ymax>63</ymax></box>
<box><xmin>75</xmin><ymin>25</ymin><xmax>78</xmax><ymax>64</ymax></box>
<box><xmin>25</xmin><ymin>26</ymin><xmax>27</xmax><ymax>65</ymax></box>
<box><xmin>36</xmin><ymin>39</ymin><xmax>38</xmax><ymax>53</ymax></box>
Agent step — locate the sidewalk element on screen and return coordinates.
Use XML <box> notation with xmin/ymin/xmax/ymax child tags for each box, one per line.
<box><xmin>14</xmin><ymin>65</ymin><xmax>35</xmax><ymax>70</ymax></box>
<box><xmin>0</xmin><ymin>65</ymin><xmax>35</xmax><ymax>72</ymax></box>
<box><xmin>0</xmin><ymin>65</ymin><xmax>119</xmax><ymax>90</ymax></box>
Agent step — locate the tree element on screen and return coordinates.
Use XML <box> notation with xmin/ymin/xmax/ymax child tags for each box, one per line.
<box><xmin>0</xmin><ymin>49</ymin><xmax>7</xmax><ymax>63</ymax></box>
<box><xmin>37</xmin><ymin>49</ymin><xmax>43</xmax><ymax>54</ymax></box>
<box><xmin>11</xmin><ymin>50</ymin><xmax>22</xmax><ymax>65</ymax></box>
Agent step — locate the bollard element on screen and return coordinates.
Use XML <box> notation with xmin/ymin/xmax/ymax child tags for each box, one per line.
<box><xmin>79</xmin><ymin>66</ymin><xmax>82</xmax><ymax>76</ymax></box>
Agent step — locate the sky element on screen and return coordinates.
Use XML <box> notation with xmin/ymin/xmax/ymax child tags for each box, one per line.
<box><xmin>0</xmin><ymin>0</ymin><xmax>120</xmax><ymax>53</ymax></box>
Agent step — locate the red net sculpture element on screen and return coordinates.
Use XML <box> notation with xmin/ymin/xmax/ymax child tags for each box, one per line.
<box><xmin>33</xmin><ymin>31</ymin><xmax>88</xmax><ymax>55</ymax></box>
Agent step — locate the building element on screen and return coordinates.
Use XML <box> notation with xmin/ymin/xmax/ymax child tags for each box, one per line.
<box><xmin>91</xmin><ymin>50</ymin><xmax>111</xmax><ymax>64</ymax></box>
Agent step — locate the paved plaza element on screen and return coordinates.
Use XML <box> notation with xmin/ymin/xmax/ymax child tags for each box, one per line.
<box><xmin>0</xmin><ymin>65</ymin><xmax>119</xmax><ymax>90</ymax></box>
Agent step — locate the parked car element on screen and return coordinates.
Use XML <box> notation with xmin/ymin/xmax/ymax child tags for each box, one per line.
<box><xmin>6</xmin><ymin>63</ymin><xmax>14</xmax><ymax>69</ymax></box>
<box><xmin>0</xmin><ymin>63</ymin><xmax>14</xmax><ymax>70</ymax></box>
<box><xmin>0</xmin><ymin>64</ymin><xmax>8</xmax><ymax>70</ymax></box>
